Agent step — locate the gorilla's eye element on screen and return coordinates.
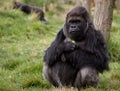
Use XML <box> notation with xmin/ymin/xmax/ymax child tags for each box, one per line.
<box><xmin>69</xmin><ymin>20</ymin><xmax>81</xmax><ymax>23</ymax></box>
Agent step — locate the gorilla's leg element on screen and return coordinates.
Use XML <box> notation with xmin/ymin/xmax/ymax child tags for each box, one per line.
<box><xmin>74</xmin><ymin>67</ymin><xmax>99</xmax><ymax>89</ymax></box>
<box><xmin>43</xmin><ymin>64</ymin><xmax>62</xmax><ymax>87</ymax></box>
<box><xmin>43</xmin><ymin>62</ymin><xmax>78</xmax><ymax>88</ymax></box>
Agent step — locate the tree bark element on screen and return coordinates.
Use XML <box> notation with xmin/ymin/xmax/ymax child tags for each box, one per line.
<box><xmin>115</xmin><ymin>0</ymin><xmax>120</xmax><ymax>9</ymax></box>
<box><xmin>93</xmin><ymin>0</ymin><xmax>114</xmax><ymax>41</ymax></box>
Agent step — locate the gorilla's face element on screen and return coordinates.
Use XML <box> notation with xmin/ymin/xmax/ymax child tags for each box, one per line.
<box><xmin>67</xmin><ymin>15</ymin><xmax>87</xmax><ymax>41</ymax></box>
<box><xmin>64</xmin><ymin>6</ymin><xmax>90</xmax><ymax>42</ymax></box>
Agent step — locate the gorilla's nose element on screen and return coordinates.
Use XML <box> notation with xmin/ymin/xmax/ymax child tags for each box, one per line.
<box><xmin>70</xmin><ymin>25</ymin><xmax>78</xmax><ymax>32</ymax></box>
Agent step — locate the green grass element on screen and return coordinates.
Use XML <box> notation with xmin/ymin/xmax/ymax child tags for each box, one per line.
<box><xmin>0</xmin><ymin>1</ymin><xmax>120</xmax><ymax>91</ymax></box>
<box><xmin>109</xmin><ymin>10</ymin><xmax>120</xmax><ymax>62</ymax></box>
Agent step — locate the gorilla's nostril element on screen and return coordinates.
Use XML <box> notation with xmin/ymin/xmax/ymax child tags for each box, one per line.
<box><xmin>74</xmin><ymin>26</ymin><xmax>76</xmax><ymax>28</ymax></box>
<box><xmin>71</xmin><ymin>25</ymin><xmax>77</xmax><ymax>29</ymax></box>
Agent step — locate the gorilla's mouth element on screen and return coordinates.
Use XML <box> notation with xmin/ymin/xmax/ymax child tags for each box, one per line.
<box><xmin>69</xmin><ymin>28</ymin><xmax>83</xmax><ymax>35</ymax></box>
<box><xmin>69</xmin><ymin>30</ymin><xmax>80</xmax><ymax>38</ymax></box>
<box><xmin>69</xmin><ymin>29</ymin><xmax>79</xmax><ymax>33</ymax></box>
<box><xmin>69</xmin><ymin>30</ymin><xmax>85</xmax><ymax>42</ymax></box>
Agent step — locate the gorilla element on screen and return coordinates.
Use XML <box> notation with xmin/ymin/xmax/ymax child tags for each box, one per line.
<box><xmin>43</xmin><ymin>6</ymin><xmax>109</xmax><ymax>89</ymax></box>
<box><xmin>13</xmin><ymin>2</ymin><xmax>48</xmax><ymax>24</ymax></box>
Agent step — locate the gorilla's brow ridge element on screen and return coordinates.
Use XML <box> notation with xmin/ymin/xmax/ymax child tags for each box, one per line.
<box><xmin>67</xmin><ymin>17</ymin><xmax>84</xmax><ymax>22</ymax></box>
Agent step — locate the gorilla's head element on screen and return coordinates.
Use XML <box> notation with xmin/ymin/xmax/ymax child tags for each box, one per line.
<box><xmin>63</xmin><ymin>6</ymin><xmax>93</xmax><ymax>42</ymax></box>
<box><xmin>13</xmin><ymin>2</ymin><xmax>23</xmax><ymax>9</ymax></box>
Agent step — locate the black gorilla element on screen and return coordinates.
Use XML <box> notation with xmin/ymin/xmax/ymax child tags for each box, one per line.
<box><xmin>13</xmin><ymin>2</ymin><xmax>48</xmax><ymax>24</ymax></box>
<box><xmin>43</xmin><ymin>6</ymin><xmax>109</xmax><ymax>89</ymax></box>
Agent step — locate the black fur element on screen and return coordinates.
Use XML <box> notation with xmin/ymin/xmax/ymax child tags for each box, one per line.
<box><xmin>13</xmin><ymin>2</ymin><xmax>48</xmax><ymax>24</ymax></box>
<box><xmin>43</xmin><ymin>6</ymin><xmax>109</xmax><ymax>89</ymax></box>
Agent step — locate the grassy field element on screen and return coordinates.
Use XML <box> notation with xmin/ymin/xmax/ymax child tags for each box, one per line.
<box><xmin>0</xmin><ymin>1</ymin><xmax>120</xmax><ymax>91</ymax></box>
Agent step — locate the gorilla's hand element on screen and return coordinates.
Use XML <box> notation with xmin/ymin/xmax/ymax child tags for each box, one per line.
<box><xmin>63</xmin><ymin>40</ymin><xmax>76</xmax><ymax>52</ymax></box>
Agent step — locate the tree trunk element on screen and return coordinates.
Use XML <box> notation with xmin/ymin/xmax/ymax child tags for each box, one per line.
<box><xmin>93</xmin><ymin>0</ymin><xmax>114</xmax><ymax>41</ymax></box>
<box><xmin>115</xmin><ymin>0</ymin><xmax>120</xmax><ymax>9</ymax></box>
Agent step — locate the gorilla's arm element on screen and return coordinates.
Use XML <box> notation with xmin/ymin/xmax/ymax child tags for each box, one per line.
<box><xmin>68</xmin><ymin>30</ymin><xmax>109</xmax><ymax>73</ymax></box>
<box><xmin>44</xmin><ymin>29</ymin><xmax>77</xmax><ymax>66</ymax></box>
<box><xmin>44</xmin><ymin>29</ymin><xmax>65</xmax><ymax>66</ymax></box>
<box><xmin>94</xmin><ymin>30</ymin><xmax>109</xmax><ymax>72</ymax></box>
